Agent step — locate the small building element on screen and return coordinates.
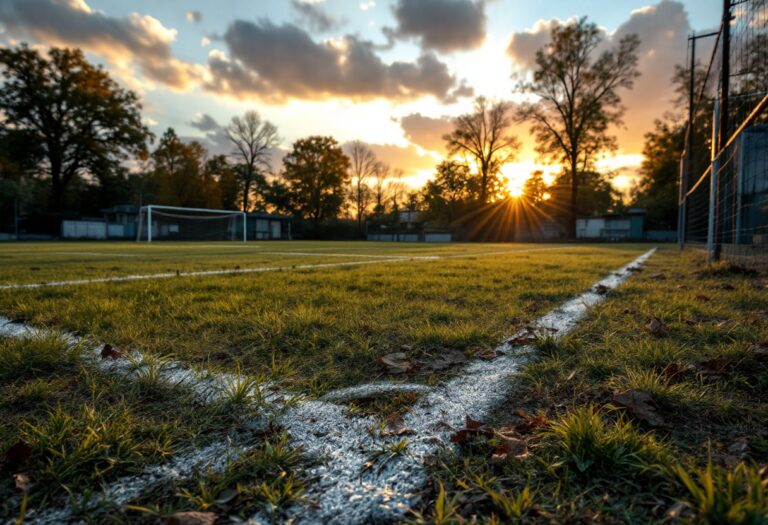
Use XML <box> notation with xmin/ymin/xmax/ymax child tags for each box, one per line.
<box><xmin>576</xmin><ymin>209</ymin><xmax>646</xmax><ymax>241</ymax></box>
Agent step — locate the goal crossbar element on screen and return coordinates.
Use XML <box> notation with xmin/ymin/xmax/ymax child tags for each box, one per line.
<box><xmin>137</xmin><ymin>204</ymin><xmax>247</xmax><ymax>242</ymax></box>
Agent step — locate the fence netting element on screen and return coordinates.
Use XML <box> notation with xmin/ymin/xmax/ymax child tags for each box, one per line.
<box><xmin>680</xmin><ymin>0</ymin><xmax>768</xmax><ymax>268</ymax></box>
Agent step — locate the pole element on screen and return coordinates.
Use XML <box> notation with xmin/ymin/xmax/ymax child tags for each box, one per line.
<box><xmin>243</xmin><ymin>212</ymin><xmax>247</xmax><ymax>242</ymax></box>
<box><xmin>148</xmin><ymin>205</ymin><xmax>153</xmax><ymax>243</ymax></box>
<box><xmin>680</xmin><ymin>34</ymin><xmax>698</xmax><ymax>250</ymax></box>
<box><xmin>707</xmin><ymin>98</ymin><xmax>720</xmax><ymax>266</ymax></box>
<box><xmin>711</xmin><ymin>0</ymin><xmax>731</xmax><ymax>262</ymax></box>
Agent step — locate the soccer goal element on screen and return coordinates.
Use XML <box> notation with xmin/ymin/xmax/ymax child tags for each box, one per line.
<box><xmin>136</xmin><ymin>205</ymin><xmax>247</xmax><ymax>242</ymax></box>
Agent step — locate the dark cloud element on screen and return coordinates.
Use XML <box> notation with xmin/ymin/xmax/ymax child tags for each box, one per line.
<box><xmin>0</xmin><ymin>0</ymin><xmax>200</xmax><ymax>89</ymax></box>
<box><xmin>205</xmin><ymin>19</ymin><xmax>464</xmax><ymax>102</ymax></box>
<box><xmin>506</xmin><ymin>0</ymin><xmax>692</xmax><ymax>151</ymax></box>
<box><xmin>399</xmin><ymin>113</ymin><xmax>453</xmax><ymax>152</ymax></box>
<box><xmin>291</xmin><ymin>0</ymin><xmax>342</xmax><ymax>33</ymax></box>
<box><xmin>187</xmin><ymin>113</ymin><xmax>230</xmax><ymax>155</ymax></box>
<box><xmin>389</xmin><ymin>0</ymin><xmax>486</xmax><ymax>52</ymax></box>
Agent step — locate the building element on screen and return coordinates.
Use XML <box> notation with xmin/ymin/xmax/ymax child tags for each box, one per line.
<box><xmin>61</xmin><ymin>205</ymin><xmax>292</xmax><ymax>241</ymax></box>
<box><xmin>576</xmin><ymin>209</ymin><xmax>646</xmax><ymax>241</ymax></box>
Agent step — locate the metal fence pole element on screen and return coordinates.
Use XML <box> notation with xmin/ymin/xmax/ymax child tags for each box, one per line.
<box><xmin>707</xmin><ymin>99</ymin><xmax>720</xmax><ymax>265</ymax></box>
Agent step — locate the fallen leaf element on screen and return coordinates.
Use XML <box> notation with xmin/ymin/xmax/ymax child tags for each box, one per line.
<box><xmin>476</xmin><ymin>349</ymin><xmax>501</xmax><ymax>361</ymax></box>
<box><xmin>491</xmin><ymin>436</ymin><xmax>528</xmax><ymax>463</ymax></box>
<box><xmin>383</xmin><ymin>415</ymin><xmax>411</xmax><ymax>436</ymax></box>
<box><xmin>650</xmin><ymin>273</ymin><xmax>667</xmax><ymax>280</ymax></box>
<box><xmin>612</xmin><ymin>389</ymin><xmax>667</xmax><ymax>427</ymax></box>
<box><xmin>593</xmin><ymin>284</ymin><xmax>609</xmax><ymax>295</ymax></box>
<box><xmin>627</xmin><ymin>266</ymin><xmax>644</xmax><ymax>273</ymax></box>
<box><xmin>515</xmin><ymin>413</ymin><xmax>550</xmax><ymax>434</ymax></box>
<box><xmin>214</xmin><ymin>488</ymin><xmax>238</xmax><ymax>505</ymax></box>
<box><xmin>166</xmin><ymin>512</ymin><xmax>217</xmax><ymax>525</ymax></box>
<box><xmin>645</xmin><ymin>316</ymin><xmax>669</xmax><ymax>338</ymax></box>
<box><xmin>662</xmin><ymin>363</ymin><xmax>695</xmax><ymax>382</ymax></box>
<box><xmin>419</xmin><ymin>349</ymin><xmax>466</xmax><ymax>372</ymax></box>
<box><xmin>100</xmin><ymin>344</ymin><xmax>124</xmax><ymax>360</ymax></box>
<box><xmin>507</xmin><ymin>331</ymin><xmax>538</xmax><ymax>346</ymax></box>
<box><xmin>450</xmin><ymin>416</ymin><xmax>492</xmax><ymax>444</ymax></box>
<box><xmin>379</xmin><ymin>352</ymin><xmax>415</xmax><ymax>374</ymax></box>
<box><xmin>4</xmin><ymin>440</ymin><xmax>32</xmax><ymax>470</ymax></box>
<box><xmin>13</xmin><ymin>473</ymin><xmax>30</xmax><ymax>492</ymax></box>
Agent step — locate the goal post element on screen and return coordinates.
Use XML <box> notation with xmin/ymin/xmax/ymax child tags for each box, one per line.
<box><xmin>136</xmin><ymin>205</ymin><xmax>247</xmax><ymax>242</ymax></box>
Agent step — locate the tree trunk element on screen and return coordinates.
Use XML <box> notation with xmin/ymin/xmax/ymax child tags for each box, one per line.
<box><xmin>569</xmin><ymin>163</ymin><xmax>578</xmax><ymax>239</ymax></box>
<box><xmin>242</xmin><ymin>181</ymin><xmax>250</xmax><ymax>212</ymax></box>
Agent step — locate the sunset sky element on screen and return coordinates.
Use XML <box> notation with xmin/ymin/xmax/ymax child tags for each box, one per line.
<box><xmin>0</xmin><ymin>0</ymin><xmax>722</xmax><ymax>194</ymax></box>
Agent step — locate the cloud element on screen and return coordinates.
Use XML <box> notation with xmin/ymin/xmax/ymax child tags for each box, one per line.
<box><xmin>291</xmin><ymin>0</ymin><xmax>342</xmax><ymax>33</ymax></box>
<box><xmin>399</xmin><ymin>113</ymin><xmax>453</xmax><ymax>152</ymax></box>
<box><xmin>188</xmin><ymin>112</ymin><xmax>231</xmax><ymax>155</ymax></box>
<box><xmin>205</xmin><ymin>19</ymin><xmax>467</xmax><ymax>102</ymax></box>
<box><xmin>388</xmin><ymin>0</ymin><xmax>486</xmax><ymax>52</ymax></box>
<box><xmin>506</xmin><ymin>0</ymin><xmax>692</xmax><ymax>151</ymax></box>
<box><xmin>186</xmin><ymin>10</ymin><xmax>201</xmax><ymax>23</ymax></box>
<box><xmin>0</xmin><ymin>0</ymin><xmax>201</xmax><ymax>90</ymax></box>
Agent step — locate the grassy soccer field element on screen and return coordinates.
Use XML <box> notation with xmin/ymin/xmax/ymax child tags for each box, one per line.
<box><xmin>1</xmin><ymin>241</ymin><xmax>766</xmax><ymax>524</ymax></box>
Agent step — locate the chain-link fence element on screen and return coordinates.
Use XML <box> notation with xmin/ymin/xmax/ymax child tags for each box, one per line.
<box><xmin>679</xmin><ymin>0</ymin><xmax>768</xmax><ymax>268</ymax></box>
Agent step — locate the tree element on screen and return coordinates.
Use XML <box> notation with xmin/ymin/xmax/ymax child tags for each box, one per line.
<box><xmin>204</xmin><ymin>155</ymin><xmax>239</xmax><ymax>210</ymax></box>
<box><xmin>370</xmin><ymin>161</ymin><xmax>390</xmax><ymax>219</ymax></box>
<box><xmin>0</xmin><ymin>45</ymin><xmax>149</xmax><ymax>211</ymax></box>
<box><xmin>444</xmin><ymin>97</ymin><xmax>520</xmax><ymax>204</ymax></box>
<box><xmin>282</xmin><ymin>136</ymin><xmax>351</xmax><ymax>224</ymax></box>
<box><xmin>522</xmin><ymin>170</ymin><xmax>548</xmax><ymax>204</ymax></box>
<box><xmin>347</xmin><ymin>141</ymin><xmax>377</xmax><ymax>233</ymax></box>
<box><xmin>422</xmin><ymin>160</ymin><xmax>473</xmax><ymax>224</ymax></box>
<box><xmin>152</xmin><ymin>128</ymin><xmax>219</xmax><ymax>208</ymax></box>
<box><xmin>226</xmin><ymin>110</ymin><xmax>280</xmax><ymax>212</ymax></box>
<box><xmin>517</xmin><ymin>18</ymin><xmax>640</xmax><ymax>238</ymax></box>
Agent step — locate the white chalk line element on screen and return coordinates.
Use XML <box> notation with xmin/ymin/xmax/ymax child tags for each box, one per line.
<box><xmin>52</xmin><ymin>251</ymin><xmax>140</xmax><ymax>257</ymax></box>
<box><xmin>0</xmin><ymin>248</ymin><xmax>655</xmax><ymax>524</ymax></box>
<box><xmin>0</xmin><ymin>246</ymin><xmax>572</xmax><ymax>290</ymax></box>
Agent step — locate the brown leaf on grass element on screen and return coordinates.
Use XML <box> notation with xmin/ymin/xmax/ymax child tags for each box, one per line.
<box><xmin>450</xmin><ymin>416</ymin><xmax>492</xmax><ymax>444</ymax></box>
<box><xmin>696</xmin><ymin>294</ymin><xmax>711</xmax><ymax>302</ymax></box>
<box><xmin>645</xmin><ymin>316</ymin><xmax>669</xmax><ymax>338</ymax></box>
<box><xmin>383</xmin><ymin>415</ymin><xmax>411</xmax><ymax>436</ymax></box>
<box><xmin>476</xmin><ymin>349</ymin><xmax>501</xmax><ymax>361</ymax></box>
<box><xmin>627</xmin><ymin>266</ymin><xmax>643</xmax><ymax>273</ymax></box>
<box><xmin>650</xmin><ymin>273</ymin><xmax>667</xmax><ymax>280</ymax></box>
<box><xmin>515</xmin><ymin>413</ymin><xmax>550</xmax><ymax>434</ymax></box>
<box><xmin>593</xmin><ymin>284</ymin><xmax>609</xmax><ymax>295</ymax></box>
<box><xmin>491</xmin><ymin>436</ymin><xmax>529</xmax><ymax>463</ymax></box>
<box><xmin>379</xmin><ymin>353</ymin><xmax>415</xmax><ymax>374</ymax></box>
<box><xmin>100</xmin><ymin>344</ymin><xmax>124</xmax><ymax>360</ymax></box>
<box><xmin>662</xmin><ymin>363</ymin><xmax>695</xmax><ymax>382</ymax></box>
<box><xmin>612</xmin><ymin>389</ymin><xmax>667</xmax><ymax>427</ymax></box>
<box><xmin>719</xmin><ymin>283</ymin><xmax>736</xmax><ymax>291</ymax></box>
<box><xmin>507</xmin><ymin>331</ymin><xmax>538</xmax><ymax>346</ymax></box>
<box><xmin>623</xmin><ymin>308</ymin><xmax>637</xmax><ymax>315</ymax></box>
<box><xmin>13</xmin><ymin>473</ymin><xmax>30</xmax><ymax>492</ymax></box>
<box><xmin>695</xmin><ymin>358</ymin><xmax>735</xmax><ymax>381</ymax></box>
<box><xmin>166</xmin><ymin>512</ymin><xmax>217</xmax><ymax>525</ymax></box>
<box><xmin>4</xmin><ymin>440</ymin><xmax>32</xmax><ymax>471</ymax></box>
<box><xmin>419</xmin><ymin>349</ymin><xmax>466</xmax><ymax>372</ymax></box>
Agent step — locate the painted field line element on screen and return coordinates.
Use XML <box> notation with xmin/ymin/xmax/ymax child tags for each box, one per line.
<box><xmin>252</xmin><ymin>248</ymin><xmax>657</xmax><ymax>524</ymax></box>
<box><xmin>258</xmin><ymin>251</ymin><xmax>439</xmax><ymax>259</ymax></box>
<box><xmin>0</xmin><ymin>248</ymin><xmax>654</xmax><ymax>524</ymax></box>
<box><xmin>0</xmin><ymin>246</ymin><xmax>570</xmax><ymax>290</ymax></box>
<box><xmin>53</xmin><ymin>251</ymin><xmax>140</xmax><ymax>257</ymax></box>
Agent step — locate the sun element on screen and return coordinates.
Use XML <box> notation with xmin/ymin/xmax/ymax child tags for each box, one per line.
<box><xmin>507</xmin><ymin>180</ymin><xmax>525</xmax><ymax>197</ymax></box>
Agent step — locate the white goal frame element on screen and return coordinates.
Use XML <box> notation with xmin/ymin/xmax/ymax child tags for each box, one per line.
<box><xmin>136</xmin><ymin>205</ymin><xmax>247</xmax><ymax>242</ymax></box>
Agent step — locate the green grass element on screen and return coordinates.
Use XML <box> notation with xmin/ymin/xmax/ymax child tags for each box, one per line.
<box><xmin>415</xmin><ymin>248</ymin><xmax>768</xmax><ymax>524</ymax></box>
<box><xmin>0</xmin><ymin>242</ymin><xmax>648</xmax><ymax>393</ymax></box>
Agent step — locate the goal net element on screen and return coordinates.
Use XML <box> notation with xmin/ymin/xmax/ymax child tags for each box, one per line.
<box><xmin>136</xmin><ymin>205</ymin><xmax>247</xmax><ymax>242</ymax></box>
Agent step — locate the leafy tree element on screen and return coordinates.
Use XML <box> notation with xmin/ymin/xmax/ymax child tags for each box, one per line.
<box><xmin>204</xmin><ymin>155</ymin><xmax>239</xmax><ymax>210</ymax></box>
<box><xmin>631</xmin><ymin>118</ymin><xmax>683</xmax><ymax>230</ymax></box>
<box><xmin>548</xmin><ymin>170</ymin><xmax>621</xmax><ymax>217</ymax></box>
<box><xmin>282</xmin><ymin>136</ymin><xmax>350</xmax><ymax>224</ymax></box>
<box><xmin>517</xmin><ymin>18</ymin><xmax>640</xmax><ymax>237</ymax></box>
<box><xmin>226</xmin><ymin>111</ymin><xmax>279</xmax><ymax>212</ymax></box>
<box><xmin>422</xmin><ymin>160</ymin><xmax>473</xmax><ymax>224</ymax></box>
<box><xmin>152</xmin><ymin>128</ymin><xmax>219</xmax><ymax>208</ymax></box>
<box><xmin>347</xmin><ymin>141</ymin><xmax>376</xmax><ymax>233</ymax></box>
<box><xmin>444</xmin><ymin>97</ymin><xmax>520</xmax><ymax>204</ymax></box>
<box><xmin>522</xmin><ymin>170</ymin><xmax>549</xmax><ymax>204</ymax></box>
<box><xmin>0</xmin><ymin>45</ymin><xmax>149</xmax><ymax>211</ymax></box>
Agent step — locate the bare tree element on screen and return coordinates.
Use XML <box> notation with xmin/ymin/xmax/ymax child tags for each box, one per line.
<box><xmin>516</xmin><ymin>18</ymin><xmax>640</xmax><ymax>238</ymax></box>
<box><xmin>444</xmin><ymin>97</ymin><xmax>520</xmax><ymax>204</ymax></box>
<box><xmin>226</xmin><ymin>110</ymin><xmax>280</xmax><ymax>212</ymax></box>
<box><xmin>348</xmin><ymin>141</ymin><xmax>377</xmax><ymax>233</ymax></box>
<box><xmin>371</xmin><ymin>161</ymin><xmax>390</xmax><ymax>219</ymax></box>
